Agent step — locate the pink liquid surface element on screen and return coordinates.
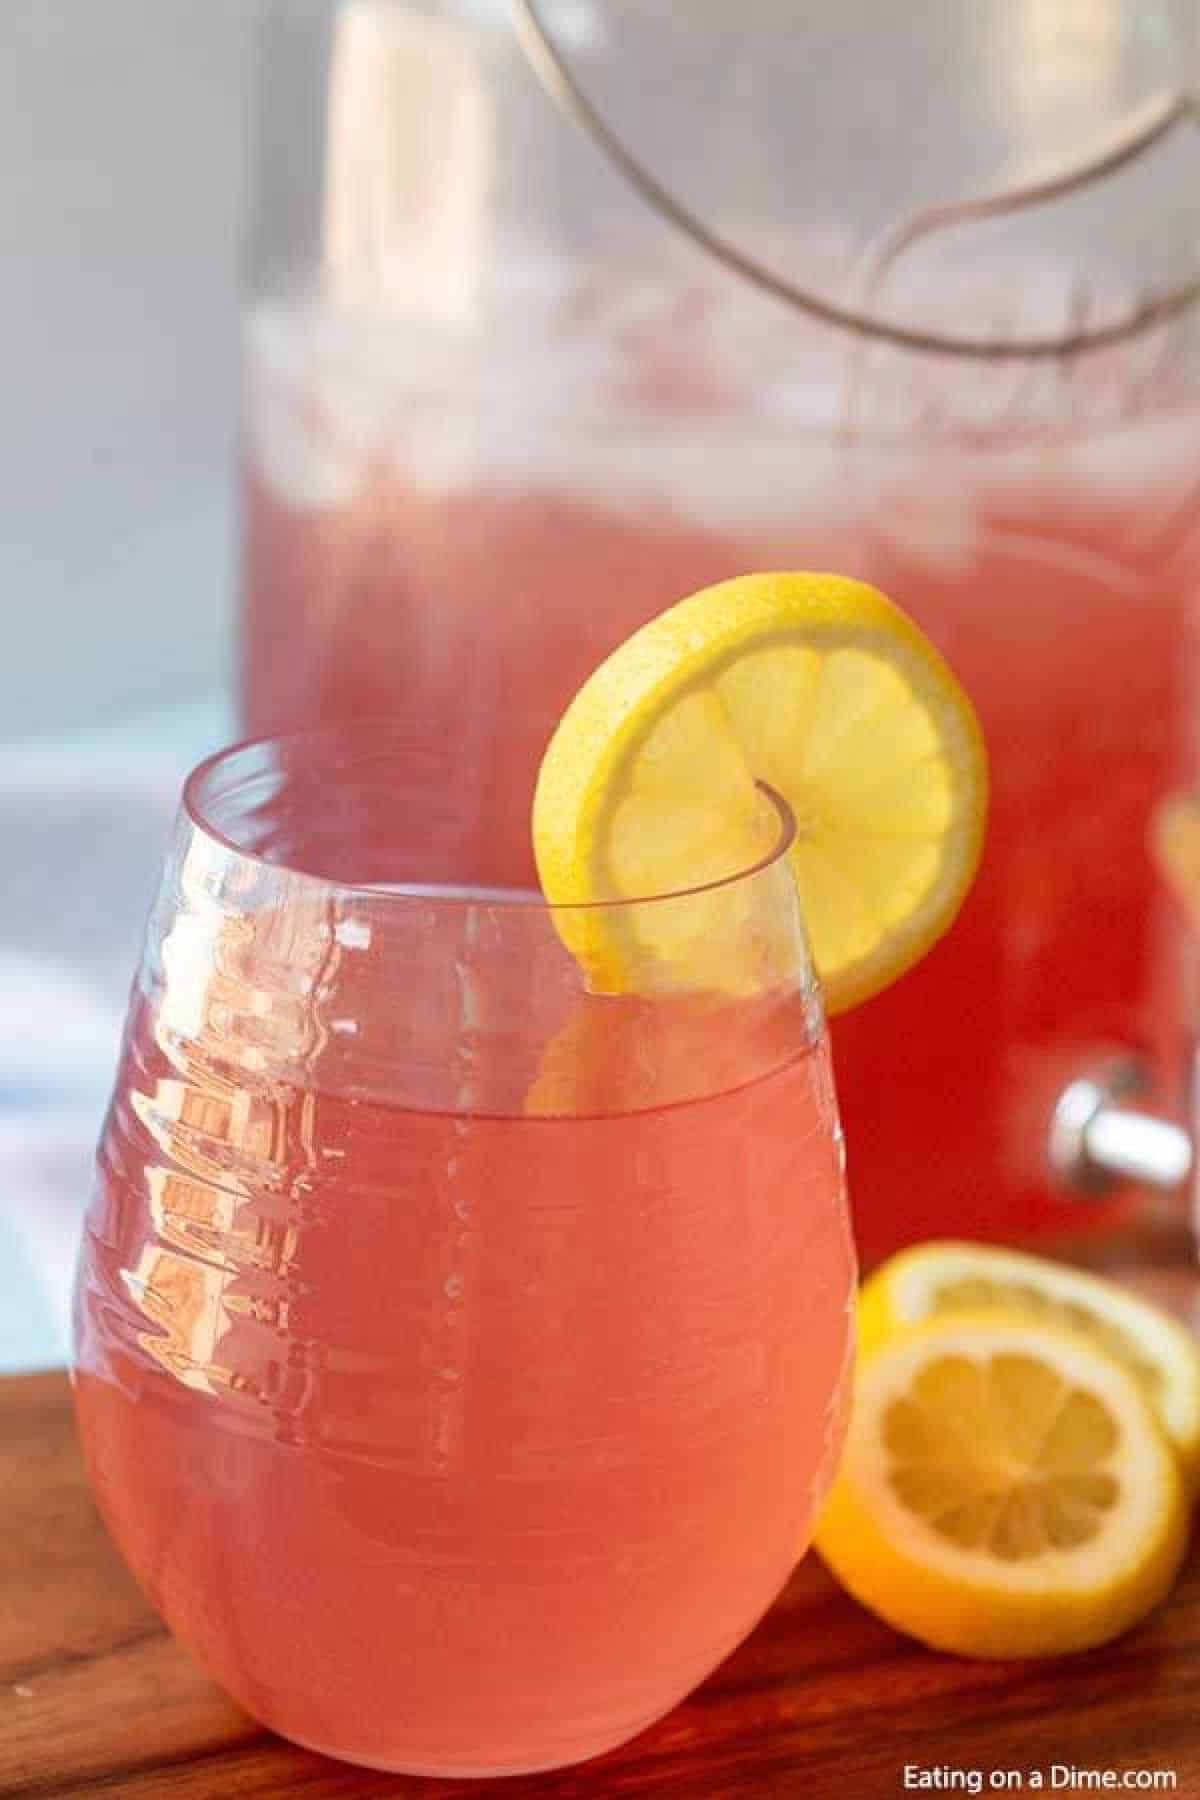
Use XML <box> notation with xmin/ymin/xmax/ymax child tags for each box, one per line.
<box><xmin>74</xmin><ymin>1003</ymin><xmax>853</xmax><ymax>1775</ymax></box>
<box><xmin>242</xmin><ymin>436</ymin><xmax>1200</xmax><ymax>1261</ymax></box>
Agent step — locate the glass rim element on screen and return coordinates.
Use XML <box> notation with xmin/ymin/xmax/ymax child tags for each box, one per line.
<box><xmin>183</xmin><ymin>721</ymin><xmax>798</xmax><ymax>914</ymax></box>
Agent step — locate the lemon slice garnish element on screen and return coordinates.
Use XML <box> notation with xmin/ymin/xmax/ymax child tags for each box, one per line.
<box><xmin>815</xmin><ymin>1314</ymin><xmax>1188</xmax><ymax>1658</ymax></box>
<box><xmin>532</xmin><ymin>572</ymin><xmax>987</xmax><ymax>1010</ymax></box>
<box><xmin>858</xmin><ymin>1241</ymin><xmax>1200</xmax><ymax>1492</ymax></box>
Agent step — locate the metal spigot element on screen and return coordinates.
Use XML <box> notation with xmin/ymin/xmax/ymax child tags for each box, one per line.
<box><xmin>1049</xmin><ymin>1062</ymin><xmax>1194</xmax><ymax>1196</ymax></box>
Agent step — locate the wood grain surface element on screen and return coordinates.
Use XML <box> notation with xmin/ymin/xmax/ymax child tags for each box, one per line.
<box><xmin>5</xmin><ymin>1258</ymin><xmax>1200</xmax><ymax>1798</ymax></box>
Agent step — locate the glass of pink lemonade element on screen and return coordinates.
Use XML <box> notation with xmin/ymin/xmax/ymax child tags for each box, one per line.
<box><xmin>72</xmin><ymin>725</ymin><xmax>855</xmax><ymax>1777</ymax></box>
<box><xmin>240</xmin><ymin>0</ymin><xmax>1200</xmax><ymax>1261</ymax></box>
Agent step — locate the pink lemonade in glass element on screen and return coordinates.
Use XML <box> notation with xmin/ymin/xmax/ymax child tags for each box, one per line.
<box><xmin>73</xmin><ymin>731</ymin><xmax>855</xmax><ymax>1777</ymax></box>
<box><xmin>240</xmin><ymin>289</ymin><xmax>1200</xmax><ymax>1263</ymax></box>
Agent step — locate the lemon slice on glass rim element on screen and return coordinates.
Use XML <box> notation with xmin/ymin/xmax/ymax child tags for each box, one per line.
<box><xmin>532</xmin><ymin>572</ymin><xmax>987</xmax><ymax>1010</ymax></box>
<box><xmin>814</xmin><ymin>1313</ymin><xmax>1188</xmax><ymax>1659</ymax></box>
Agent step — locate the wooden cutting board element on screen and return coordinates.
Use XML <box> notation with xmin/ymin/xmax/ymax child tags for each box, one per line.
<box><xmin>5</xmin><ymin>1264</ymin><xmax>1199</xmax><ymax>1798</ymax></box>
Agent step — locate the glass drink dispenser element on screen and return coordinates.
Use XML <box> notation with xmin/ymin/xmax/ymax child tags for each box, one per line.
<box><xmin>240</xmin><ymin>0</ymin><xmax>1200</xmax><ymax>1261</ymax></box>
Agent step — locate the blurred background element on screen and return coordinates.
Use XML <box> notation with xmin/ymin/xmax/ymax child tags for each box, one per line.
<box><xmin>0</xmin><ymin>3</ymin><xmax>253</xmax><ymax>1365</ymax></box>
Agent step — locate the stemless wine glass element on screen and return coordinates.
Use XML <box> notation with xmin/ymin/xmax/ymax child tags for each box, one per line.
<box><xmin>72</xmin><ymin>724</ymin><xmax>855</xmax><ymax>1778</ymax></box>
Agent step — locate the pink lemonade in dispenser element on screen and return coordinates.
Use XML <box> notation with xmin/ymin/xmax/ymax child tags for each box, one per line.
<box><xmin>241</xmin><ymin>271</ymin><xmax>1200</xmax><ymax>1263</ymax></box>
<box><xmin>239</xmin><ymin>0</ymin><xmax>1200</xmax><ymax>1262</ymax></box>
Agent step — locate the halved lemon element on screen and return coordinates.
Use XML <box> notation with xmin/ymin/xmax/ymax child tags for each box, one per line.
<box><xmin>532</xmin><ymin>572</ymin><xmax>987</xmax><ymax>1011</ymax></box>
<box><xmin>858</xmin><ymin>1240</ymin><xmax>1200</xmax><ymax>1490</ymax></box>
<box><xmin>815</xmin><ymin>1314</ymin><xmax>1188</xmax><ymax>1658</ymax></box>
